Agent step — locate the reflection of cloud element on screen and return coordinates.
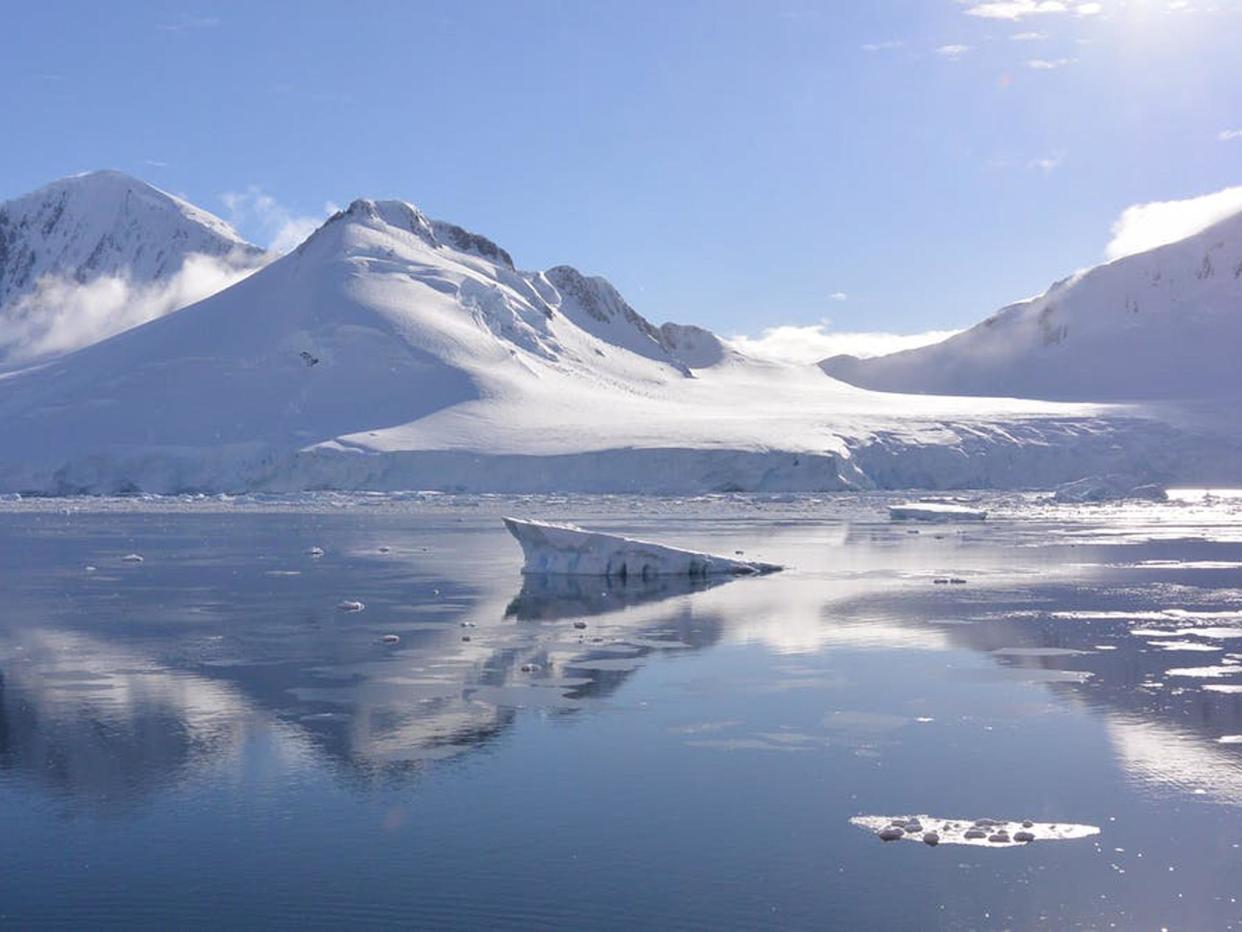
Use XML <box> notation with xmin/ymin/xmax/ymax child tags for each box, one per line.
<box><xmin>0</xmin><ymin>628</ymin><xmax>265</xmax><ymax>804</ymax></box>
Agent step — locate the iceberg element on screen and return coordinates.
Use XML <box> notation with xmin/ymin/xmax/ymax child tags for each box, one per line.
<box><xmin>502</xmin><ymin>517</ymin><xmax>782</xmax><ymax>579</ymax></box>
<box><xmin>888</xmin><ymin>502</ymin><xmax>987</xmax><ymax>522</ymax></box>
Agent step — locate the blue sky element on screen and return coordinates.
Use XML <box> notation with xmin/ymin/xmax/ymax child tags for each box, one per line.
<box><xmin>3</xmin><ymin>0</ymin><xmax>1241</xmax><ymax>353</ymax></box>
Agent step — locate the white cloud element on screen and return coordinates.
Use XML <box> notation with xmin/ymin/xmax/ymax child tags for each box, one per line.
<box><xmin>1011</xmin><ymin>30</ymin><xmax>1050</xmax><ymax>38</ymax></box>
<box><xmin>1105</xmin><ymin>185</ymin><xmax>1242</xmax><ymax>260</ymax></box>
<box><xmin>728</xmin><ymin>324</ymin><xmax>959</xmax><ymax>365</ymax></box>
<box><xmin>221</xmin><ymin>186</ymin><xmax>337</xmax><ymax>254</ymax></box>
<box><xmin>828</xmin><ymin>291</ymin><xmax>849</xmax><ymax>301</ymax></box>
<box><xmin>1026</xmin><ymin>57</ymin><xmax>1075</xmax><ymax>68</ymax></box>
<box><xmin>962</xmin><ymin>0</ymin><xmax>1101</xmax><ymax>19</ymax></box>
<box><xmin>1028</xmin><ymin>153</ymin><xmax>1065</xmax><ymax>172</ymax></box>
<box><xmin>1219</xmin><ymin>129</ymin><xmax>1242</xmax><ymax>141</ymax></box>
<box><xmin>861</xmin><ymin>40</ymin><xmax>905</xmax><ymax>52</ymax></box>
<box><xmin>936</xmin><ymin>43</ymin><xmax>973</xmax><ymax>58</ymax></box>
<box><xmin>0</xmin><ymin>252</ymin><xmax>264</xmax><ymax>362</ymax></box>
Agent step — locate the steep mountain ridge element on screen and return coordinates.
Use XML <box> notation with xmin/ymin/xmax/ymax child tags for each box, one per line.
<box><xmin>0</xmin><ymin>170</ymin><xmax>264</xmax><ymax>303</ymax></box>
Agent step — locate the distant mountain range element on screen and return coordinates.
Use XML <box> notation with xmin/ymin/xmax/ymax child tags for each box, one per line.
<box><xmin>0</xmin><ymin>170</ymin><xmax>1238</xmax><ymax>494</ymax></box>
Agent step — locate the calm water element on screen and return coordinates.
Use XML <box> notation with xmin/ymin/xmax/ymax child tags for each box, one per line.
<box><xmin>2</xmin><ymin>493</ymin><xmax>1242</xmax><ymax>930</ymax></box>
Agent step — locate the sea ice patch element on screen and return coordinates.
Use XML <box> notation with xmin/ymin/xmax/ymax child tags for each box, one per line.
<box><xmin>889</xmin><ymin>503</ymin><xmax>987</xmax><ymax>523</ymax></box>
<box><xmin>851</xmin><ymin>815</ymin><xmax>1100</xmax><ymax>847</ymax></box>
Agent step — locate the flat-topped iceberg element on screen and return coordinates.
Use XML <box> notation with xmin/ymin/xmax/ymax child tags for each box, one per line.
<box><xmin>889</xmin><ymin>502</ymin><xmax>987</xmax><ymax>522</ymax></box>
<box><xmin>502</xmin><ymin>517</ymin><xmax>782</xmax><ymax>579</ymax></box>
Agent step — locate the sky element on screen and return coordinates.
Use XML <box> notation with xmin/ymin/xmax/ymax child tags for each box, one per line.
<box><xmin>3</xmin><ymin>0</ymin><xmax>1241</xmax><ymax>359</ymax></box>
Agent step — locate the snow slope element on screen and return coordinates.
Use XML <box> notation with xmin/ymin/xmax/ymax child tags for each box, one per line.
<box><xmin>0</xmin><ymin>188</ymin><xmax>1238</xmax><ymax>495</ymax></box>
<box><xmin>0</xmin><ymin>170</ymin><xmax>266</xmax><ymax>362</ymax></box>
<box><xmin>821</xmin><ymin>209</ymin><xmax>1242</xmax><ymax>401</ymax></box>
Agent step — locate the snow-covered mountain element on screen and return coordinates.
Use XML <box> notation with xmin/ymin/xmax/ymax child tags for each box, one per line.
<box><xmin>0</xmin><ymin>170</ymin><xmax>266</xmax><ymax>362</ymax></box>
<box><xmin>0</xmin><ymin>182</ymin><xmax>1237</xmax><ymax>494</ymax></box>
<box><xmin>821</xmin><ymin>209</ymin><xmax>1242</xmax><ymax>401</ymax></box>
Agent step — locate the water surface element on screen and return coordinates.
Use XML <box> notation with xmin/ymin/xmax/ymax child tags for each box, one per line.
<box><xmin>2</xmin><ymin>493</ymin><xmax>1242</xmax><ymax>929</ymax></box>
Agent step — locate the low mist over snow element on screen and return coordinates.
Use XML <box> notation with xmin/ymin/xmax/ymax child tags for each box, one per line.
<box><xmin>0</xmin><ymin>171</ymin><xmax>267</xmax><ymax>362</ymax></box>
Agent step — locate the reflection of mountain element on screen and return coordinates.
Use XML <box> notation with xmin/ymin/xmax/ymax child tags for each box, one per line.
<box><xmin>504</xmin><ymin>573</ymin><xmax>730</xmax><ymax>622</ymax></box>
<box><xmin>0</xmin><ymin>629</ymin><xmax>255</xmax><ymax>806</ymax></box>
<box><xmin>0</xmin><ymin>513</ymin><xmax>738</xmax><ymax>802</ymax></box>
<box><xmin>810</xmin><ymin>532</ymin><xmax>1242</xmax><ymax>804</ymax></box>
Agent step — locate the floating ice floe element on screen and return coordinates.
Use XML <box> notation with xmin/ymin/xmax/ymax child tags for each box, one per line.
<box><xmin>889</xmin><ymin>503</ymin><xmax>986</xmax><ymax>523</ymax></box>
<box><xmin>1053</xmin><ymin>476</ymin><xmax>1167</xmax><ymax>504</ymax></box>
<box><xmin>121</xmin><ymin>553</ymin><xmax>144</xmax><ymax>563</ymax></box>
<box><xmin>306</xmin><ymin>546</ymin><xmax>325</xmax><ymax>557</ymax></box>
<box><xmin>336</xmin><ymin>600</ymin><xmax>365</xmax><ymax>612</ymax></box>
<box><xmin>502</xmin><ymin>517</ymin><xmax>782</xmax><ymax>579</ymax></box>
<box><xmin>381</xmin><ymin>634</ymin><xmax>400</xmax><ymax>644</ymax></box>
<box><xmin>851</xmin><ymin>815</ymin><xmax>1099</xmax><ymax>847</ymax></box>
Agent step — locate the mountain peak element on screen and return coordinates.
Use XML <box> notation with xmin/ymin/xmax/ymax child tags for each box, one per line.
<box><xmin>0</xmin><ymin>170</ymin><xmax>266</xmax><ymax>362</ymax></box>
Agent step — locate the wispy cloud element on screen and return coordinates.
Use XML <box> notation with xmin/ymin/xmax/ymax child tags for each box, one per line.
<box><xmin>1011</xmin><ymin>30</ymin><xmax>1050</xmax><ymax>39</ymax></box>
<box><xmin>861</xmin><ymin>40</ymin><xmax>905</xmax><ymax>52</ymax></box>
<box><xmin>221</xmin><ymin>187</ymin><xmax>338</xmax><ymax>254</ymax></box>
<box><xmin>828</xmin><ymin>292</ymin><xmax>849</xmax><ymax>302</ymax></box>
<box><xmin>1105</xmin><ymin>185</ymin><xmax>1242</xmax><ymax>260</ymax></box>
<box><xmin>1028</xmin><ymin>153</ymin><xmax>1065</xmax><ymax>172</ymax></box>
<box><xmin>728</xmin><ymin>324</ymin><xmax>959</xmax><ymax>365</ymax></box>
<box><xmin>962</xmin><ymin>1</ymin><xmax>1102</xmax><ymax>20</ymax></box>
<box><xmin>1219</xmin><ymin>129</ymin><xmax>1242</xmax><ymax>141</ymax></box>
<box><xmin>936</xmin><ymin>44</ymin><xmax>973</xmax><ymax>59</ymax></box>
<box><xmin>142</xmin><ymin>159</ymin><xmax>169</xmax><ymax>168</ymax></box>
<box><xmin>0</xmin><ymin>252</ymin><xmax>263</xmax><ymax>362</ymax></box>
<box><xmin>1026</xmin><ymin>57</ymin><xmax>1076</xmax><ymax>69</ymax></box>
<box><xmin>156</xmin><ymin>14</ymin><xmax>219</xmax><ymax>31</ymax></box>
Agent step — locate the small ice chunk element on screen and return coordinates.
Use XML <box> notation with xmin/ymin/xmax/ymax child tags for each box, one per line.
<box><xmin>381</xmin><ymin>634</ymin><xmax>400</xmax><ymax>644</ymax></box>
<box><xmin>337</xmin><ymin>600</ymin><xmax>365</xmax><ymax>612</ymax></box>
<box><xmin>890</xmin><ymin>502</ymin><xmax>986</xmax><ymax>523</ymax></box>
<box><xmin>121</xmin><ymin>553</ymin><xmax>144</xmax><ymax>563</ymax></box>
<box><xmin>307</xmin><ymin>546</ymin><xmax>325</xmax><ymax>557</ymax></box>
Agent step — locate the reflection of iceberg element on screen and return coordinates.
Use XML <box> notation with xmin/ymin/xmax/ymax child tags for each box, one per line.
<box><xmin>504</xmin><ymin>572</ymin><xmax>732</xmax><ymax>622</ymax></box>
<box><xmin>502</xmin><ymin>517</ymin><xmax>782</xmax><ymax>578</ymax></box>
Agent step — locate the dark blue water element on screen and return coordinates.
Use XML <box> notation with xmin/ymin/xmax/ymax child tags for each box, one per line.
<box><xmin>2</xmin><ymin>494</ymin><xmax>1242</xmax><ymax>929</ymax></box>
